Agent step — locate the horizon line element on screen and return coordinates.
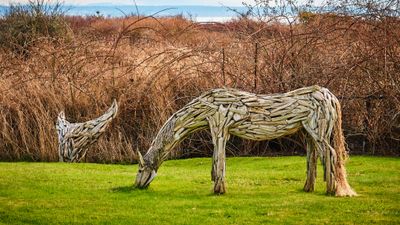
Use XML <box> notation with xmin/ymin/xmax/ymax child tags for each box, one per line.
<box><xmin>0</xmin><ymin>4</ymin><xmax>246</xmax><ymax>7</ymax></box>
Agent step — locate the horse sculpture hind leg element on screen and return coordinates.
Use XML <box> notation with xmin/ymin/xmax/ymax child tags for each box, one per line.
<box><xmin>303</xmin><ymin>115</ymin><xmax>338</xmax><ymax>195</ymax></box>
<box><xmin>302</xmin><ymin>90</ymin><xmax>356</xmax><ymax>196</ymax></box>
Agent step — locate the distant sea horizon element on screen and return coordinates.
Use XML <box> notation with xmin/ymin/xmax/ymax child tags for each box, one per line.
<box><xmin>0</xmin><ymin>5</ymin><xmax>248</xmax><ymax>22</ymax></box>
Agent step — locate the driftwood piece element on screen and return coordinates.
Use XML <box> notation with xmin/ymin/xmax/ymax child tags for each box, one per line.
<box><xmin>135</xmin><ymin>86</ymin><xmax>357</xmax><ymax>197</ymax></box>
<box><xmin>56</xmin><ymin>100</ymin><xmax>118</xmax><ymax>162</ymax></box>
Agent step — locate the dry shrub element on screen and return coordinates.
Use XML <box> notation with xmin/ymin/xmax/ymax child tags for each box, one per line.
<box><xmin>0</xmin><ymin>0</ymin><xmax>70</xmax><ymax>57</ymax></box>
<box><xmin>0</xmin><ymin>8</ymin><xmax>399</xmax><ymax>162</ymax></box>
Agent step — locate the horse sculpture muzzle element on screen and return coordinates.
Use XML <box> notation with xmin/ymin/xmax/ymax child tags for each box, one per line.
<box><xmin>135</xmin><ymin>169</ymin><xmax>157</xmax><ymax>188</ymax></box>
<box><xmin>135</xmin><ymin>150</ymin><xmax>157</xmax><ymax>188</ymax></box>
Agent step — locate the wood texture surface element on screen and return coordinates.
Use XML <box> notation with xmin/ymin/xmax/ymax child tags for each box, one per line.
<box><xmin>56</xmin><ymin>100</ymin><xmax>118</xmax><ymax>162</ymax></box>
<box><xmin>134</xmin><ymin>86</ymin><xmax>356</xmax><ymax>196</ymax></box>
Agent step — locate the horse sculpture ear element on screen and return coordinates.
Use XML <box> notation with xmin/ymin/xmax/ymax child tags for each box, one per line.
<box><xmin>137</xmin><ymin>150</ymin><xmax>145</xmax><ymax>166</ymax></box>
<box><xmin>58</xmin><ymin>111</ymin><xmax>65</xmax><ymax>120</ymax></box>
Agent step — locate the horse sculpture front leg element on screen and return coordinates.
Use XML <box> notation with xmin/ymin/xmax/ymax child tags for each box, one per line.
<box><xmin>207</xmin><ymin>107</ymin><xmax>233</xmax><ymax>194</ymax></box>
<box><xmin>304</xmin><ymin>137</ymin><xmax>318</xmax><ymax>192</ymax></box>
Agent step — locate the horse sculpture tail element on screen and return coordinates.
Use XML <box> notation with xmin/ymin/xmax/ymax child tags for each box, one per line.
<box><xmin>332</xmin><ymin>99</ymin><xmax>357</xmax><ymax>196</ymax></box>
<box><xmin>333</xmin><ymin>100</ymin><xmax>347</xmax><ymax>162</ymax></box>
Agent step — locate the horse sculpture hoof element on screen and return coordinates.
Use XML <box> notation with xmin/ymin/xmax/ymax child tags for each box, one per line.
<box><xmin>213</xmin><ymin>181</ymin><xmax>226</xmax><ymax>194</ymax></box>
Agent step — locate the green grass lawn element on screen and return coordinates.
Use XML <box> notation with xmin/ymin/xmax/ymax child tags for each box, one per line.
<box><xmin>0</xmin><ymin>156</ymin><xmax>399</xmax><ymax>225</ymax></box>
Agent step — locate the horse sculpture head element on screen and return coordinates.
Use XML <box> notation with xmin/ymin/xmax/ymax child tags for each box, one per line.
<box><xmin>135</xmin><ymin>151</ymin><xmax>157</xmax><ymax>189</ymax></box>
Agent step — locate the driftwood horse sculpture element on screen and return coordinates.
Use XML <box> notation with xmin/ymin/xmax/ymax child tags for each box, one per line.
<box><xmin>56</xmin><ymin>100</ymin><xmax>118</xmax><ymax>162</ymax></box>
<box><xmin>135</xmin><ymin>86</ymin><xmax>356</xmax><ymax>196</ymax></box>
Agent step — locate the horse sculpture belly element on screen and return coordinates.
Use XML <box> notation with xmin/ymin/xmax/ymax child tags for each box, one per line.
<box><xmin>135</xmin><ymin>86</ymin><xmax>357</xmax><ymax>197</ymax></box>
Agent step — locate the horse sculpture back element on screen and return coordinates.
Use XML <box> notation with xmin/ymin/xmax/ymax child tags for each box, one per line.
<box><xmin>135</xmin><ymin>86</ymin><xmax>356</xmax><ymax>196</ymax></box>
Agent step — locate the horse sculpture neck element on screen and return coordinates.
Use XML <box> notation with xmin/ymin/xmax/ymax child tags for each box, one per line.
<box><xmin>142</xmin><ymin>116</ymin><xmax>180</xmax><ymax>171</ymax></box>
<box><xmin>142</xmin><ymin>105</ymin><xmax>210</xmax><ymax>171</ymax></box>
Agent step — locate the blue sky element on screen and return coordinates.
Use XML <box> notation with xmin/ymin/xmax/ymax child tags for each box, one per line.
<box><xmin>1</xmin><ymin>0</ymin><xmax>254</xmax><ymax>6</ymax></box>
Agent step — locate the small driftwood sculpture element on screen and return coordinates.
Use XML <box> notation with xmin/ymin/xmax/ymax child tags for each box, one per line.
<box><xmin>56</xmin><ymin>100</ymin><xmax>118</xmax><ymax>162</ymax></box>
<box><xmin>135</xmin><ymin>86</ymin><xmax>356</xmax><ymax>197</ymax></box>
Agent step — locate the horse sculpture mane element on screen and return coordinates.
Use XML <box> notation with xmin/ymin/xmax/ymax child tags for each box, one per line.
<box><xmin>135</xmin><ymin>86</ymin><xmax>356</xmax><ymax>197</ymax></box>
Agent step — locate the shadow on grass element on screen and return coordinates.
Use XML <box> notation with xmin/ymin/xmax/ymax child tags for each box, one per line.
<box><xmin>110</xmin><ymin>185</ymin><xmax>148</xmax><ymax>193</ymax></box>
<box><xmin>294</xmin><ymin>187</ymin><xmax>337</xmax><ymax>197</ymax></box>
